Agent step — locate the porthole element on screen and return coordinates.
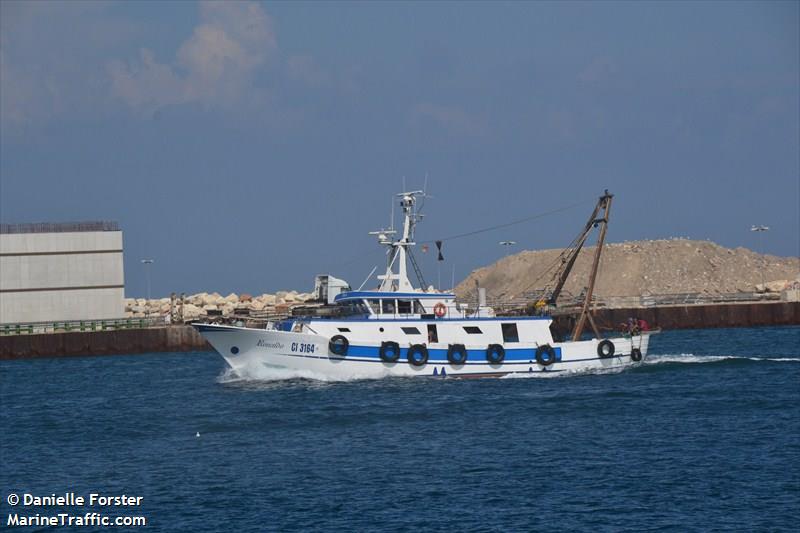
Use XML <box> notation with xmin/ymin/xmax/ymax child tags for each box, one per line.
<box><xmin>230</xmin><ymin>346</ymin><xmax>240</xmax><ymax>354</ymax></box>
<box><xmin>379</xmin><ymin>327</ymin><xmax>385</xmax><ymax>332</ymax></box>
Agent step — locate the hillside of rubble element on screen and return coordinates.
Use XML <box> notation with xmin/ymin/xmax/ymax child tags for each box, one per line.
<box><xmin>454</xmin><ymin>239</ymin><xmax>799</xmax><ymax>302</ymax></box>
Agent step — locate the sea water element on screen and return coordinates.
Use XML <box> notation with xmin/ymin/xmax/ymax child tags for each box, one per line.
<box><xmin>1</xmin><ymin>326</ymin><xmax>798</xmax><ymax>531</ymax></box>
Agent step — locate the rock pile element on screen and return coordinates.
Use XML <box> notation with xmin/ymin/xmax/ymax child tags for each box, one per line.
<box><xmin>125</xmin><ymin>239</ymin><xmax>799</xmax><ymax>319</ymax></box>
<box><xmin>124</xmin><ymin>290</ymin><xmax>315</xmax><ymax>320</ymax></box>
<box><xmin>456</xmin><ymin>238</ymin><xmax>800</xmax><ymax>302</ymax></box>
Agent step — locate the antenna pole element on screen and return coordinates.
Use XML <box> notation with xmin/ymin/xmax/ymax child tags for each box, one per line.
<box><xmin>375</xmin><ymin>190</ymin><xmax>424</xmax><ymax>292</ymax></box>
<box><xmin>357</xmin><ymin>266</ymin><xmax>379</xmax><ymax>291</ymax></box>
<box><xmin>474</xmin><ymin>278</ymin><xmax>480</xmax><ymax>316</ymax></box>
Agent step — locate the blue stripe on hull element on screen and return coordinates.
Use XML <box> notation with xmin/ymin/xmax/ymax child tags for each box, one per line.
<box><xmin>344</xmin><ymin>344</ymin><xmax>562</xmax><ymax>363</ymax></box>
<box><xmin>263</xmin><ymin>349</ymin><xmax>632</xmax><ymax>367</ymax></box>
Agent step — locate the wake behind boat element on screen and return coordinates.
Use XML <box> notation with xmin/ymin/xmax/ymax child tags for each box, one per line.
<box><xmin>195</xmin><ymin>190</ymin><xmax>657</xmax><ymax>379</ymax></box>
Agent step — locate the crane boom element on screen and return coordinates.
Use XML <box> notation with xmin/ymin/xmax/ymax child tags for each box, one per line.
<box><xmin>571</xmin><ymin>191</ymin><xmax>613</xmax><ymax>340</ymax></box>
<box><xmin>548</xmin><ymin>191</ymin><xmax>613</xmax><ymax>307</ymax></box>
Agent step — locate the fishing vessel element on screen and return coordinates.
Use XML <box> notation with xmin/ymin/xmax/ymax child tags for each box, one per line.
<box><xmin>195</xmin><ymin>190</ymin><xmax>657</xmax><ymax>379</ymax></box>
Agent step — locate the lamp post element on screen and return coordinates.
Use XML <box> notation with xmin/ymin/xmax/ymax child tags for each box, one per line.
<box><xmin>750</xmin><ymin>225</ymin><xmax>769</xmax><ymax>291</ymax></box>
<box><xmin>141</xmin><ymin>259</ymin><xmax>154</xmax><ymax>315</ymax></box>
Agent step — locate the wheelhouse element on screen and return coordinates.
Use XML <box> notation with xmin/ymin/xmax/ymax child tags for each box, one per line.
<box><xmin>334</xmin><ymin>291</ymin><xmax>457</xmax><ymax>319</ymax></box>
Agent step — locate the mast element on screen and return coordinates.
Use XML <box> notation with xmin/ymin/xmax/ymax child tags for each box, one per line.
<box><xmin>571</xmin><ymin>191</ymin><xmax>613</xmax><ymax>340</ymax></box>
<box><xmin>373</xmin><ymin>191</ymin><xmax>425</xmax><ymax>292</ymax></box>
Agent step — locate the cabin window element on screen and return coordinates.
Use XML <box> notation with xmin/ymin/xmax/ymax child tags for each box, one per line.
<box><xmin>401</xmin><ymin>327</ymin><xmax>421</xmax><ymax>335</ymax></box>
<box><xmin>397</xmin><ymin>300</ymin><xmax>412</xmax><ymax>314</ymax></box>
<box><xmin>427</xmin><ymin>324</ymin><xmax>438</xmax><ymax>343</ymax></box>
<box><xmin>366</xmin><ymin>299</ymin><xmax>381</xmax><ymax>314</ymax></box>
<box><xmin>338</xmin><ymin>301</ymin><xmax>368</xmax><ymax>317</ymax></box>
<box><xmin>463</xmin><ymin>326</ymin><xmax>483</xmax><ymax>334</ymax></box>
<box><xmin>338</xmin><ymin>327</ymin><xmax>351</xmax><ymax>332</ymax></box>
<box><xmin>501</xmin><ymin>323</ymin><xmax>519</xmax><ymax>343</ymax></box>
<box><xmin>414</xmin><ymin>300</ymin><xmax>425</xmax><ymax>314</ymax></box>
<box><xmin>381</xmin><ymin>299</ymin><xmax>396</xmax><ymax>314</ymax></box>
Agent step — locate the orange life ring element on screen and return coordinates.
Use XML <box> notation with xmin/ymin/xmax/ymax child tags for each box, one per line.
<box><xmin>433</xmin><ymin>302</ymin><xmax>447</xmax><ymax>318</ymax></box>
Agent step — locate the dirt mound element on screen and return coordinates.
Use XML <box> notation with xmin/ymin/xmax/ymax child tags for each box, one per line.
<box><xmin>455</xmin><ymin>239</ymin><xmax>799</xmax><ymax>301</ymax></box>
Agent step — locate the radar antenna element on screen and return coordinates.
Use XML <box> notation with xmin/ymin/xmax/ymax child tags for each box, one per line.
<box><xmin>372</xmin><ymin>190</ymin><xmax>428</xmax><ymax>292</ymax></box>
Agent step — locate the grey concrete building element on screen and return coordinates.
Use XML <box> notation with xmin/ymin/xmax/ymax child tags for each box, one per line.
<box><xmin>0</xmin><ymin>222</ymin><xmax>125</xmax><ymax>324</ymax></box>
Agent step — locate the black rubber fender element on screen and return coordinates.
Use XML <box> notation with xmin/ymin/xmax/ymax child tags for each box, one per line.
<box><xmin>379</xmin><ymin>341</ymin><xmax>401</xmax><ymax>363</ymax></box>
<box><xmin>486</xmin><ymin>344</ymin><xmax>505</xmax><ymax>364</ymax></box>
<box><xmin>329</xmin><ymin>335</ymin><xmax>349</xmax><ymax>356</ymax></box>
<box><xmin>407</xmin><ymin>344</ymin><xmax>429</xmax><ymax>367</ymax></box>
<box><xmin>447</xmin><ymin>344</ymin><xmax>468</xmax><ymax>365</ymax></box>
<box><xmin>630</xmin><ymin>347</ymin><xmax>642</xmax><ymax>362</ymax></box>
<box><xmin>535</xmin><ymin>344</ymin><xmax>556</xmax><ymax>366</ymax></box>
<box><xmin>597</xmin><ymin>339</ymin><xmax>615</xmax><ymax>358</ymax></box>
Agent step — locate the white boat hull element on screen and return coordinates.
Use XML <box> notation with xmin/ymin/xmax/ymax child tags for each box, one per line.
<box><xmin>196</xmin><ymin>323</ymin><xmax>654</xmax><ymax>379</ymax></box>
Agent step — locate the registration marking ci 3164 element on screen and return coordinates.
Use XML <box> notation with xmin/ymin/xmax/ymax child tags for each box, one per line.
<box><xmin>292</xmin><ymin>342</ymin><xmax>315</xmax><ymax>354</ymax></box>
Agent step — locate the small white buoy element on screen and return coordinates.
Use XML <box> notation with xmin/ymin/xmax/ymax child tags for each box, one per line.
<box><xmin>196</xmin><ymin>432</ymin><xmax>200</xmax><ymax>437</ymax></box>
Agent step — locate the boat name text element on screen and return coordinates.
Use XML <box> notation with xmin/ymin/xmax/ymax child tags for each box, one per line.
<box><xmin>256</xmin><ymin>339</ymin><xmax>285</xmax><ymax>349</ymax></box>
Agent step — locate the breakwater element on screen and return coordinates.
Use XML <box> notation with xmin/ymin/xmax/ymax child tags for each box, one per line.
<box><xmin>0</xmin><ymin>326</ymin><xmax>208</xmax><ymax>360</ymax></box>
<box><xmin>1</xmin><ymin>302</ymin><xmax>798</xmax><ymax>360</ymax></box>
<box><xmin>552</xmin><ymin>301</ymin><xmax>800</xmax><ymax>335</ymax></box>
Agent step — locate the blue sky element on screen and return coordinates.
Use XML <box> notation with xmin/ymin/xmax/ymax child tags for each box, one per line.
<box><xmin>1</xmin><ymin>1</ymin><xmax>798</xmax><ymax>298</ymax></box>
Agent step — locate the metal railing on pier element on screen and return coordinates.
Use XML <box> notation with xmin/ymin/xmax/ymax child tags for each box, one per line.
<box><xmin>0</xmin><ymin>317</ymin><xmax>165</xmax><ymax>336</ymax></box>
<box><xmin>471</xmin><ymin>290</ymin><xmax>783</xmax><ymax>315</ymax></box>
<box><xmin>0</xmin><ymin>221</ymin><xmax>120</xmax><ymax>234</ymax></box>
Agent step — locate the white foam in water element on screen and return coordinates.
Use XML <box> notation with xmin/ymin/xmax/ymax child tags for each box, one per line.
<box><xmin>501</xmin><ymin>354</ymin><xmax>799</xmax><ymax>380</ymax></box>
<box><xmin>644</xmin><ymin>353</ymin><xmax>800</xmax><ymax>365</ymax></box>
<box><xmin>216</xmin><ymin>363</ymin><xmax>379</xmax><ymax>384</ymax></box>
<box><xmin>501</xmin><ymin>365</ymin><xmax>629</xmax><ymax>379</ymax></box>
<box><xmin>216</xmin><ymin>353</ymin><xmax>800</xmax><ymax>384</ymax></box>
<box><xmin>501</xmin><ymin>371</ymin><xmax>563</xmax><ymax>379</ymax></box>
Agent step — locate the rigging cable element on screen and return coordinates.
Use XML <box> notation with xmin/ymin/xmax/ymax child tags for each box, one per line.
<box><xmin>419</xmin><ymin>199</ymin><xmax>591</xmax><ymax>245</ymax></box>
<box><xmin>322</xmin><ymin>197</ymin><xmax>593</xmax><ymax>288</ymax></box>
<box><xmin>514</xmin><ymin>229</ymin><xmax>589</xmax><ymax>298</ymax></box>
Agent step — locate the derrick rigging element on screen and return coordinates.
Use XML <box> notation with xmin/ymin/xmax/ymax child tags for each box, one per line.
<box><xmin>536</xmin><ymin>190</ymin><xmax>613</xmax><ymax>340</ymax></box>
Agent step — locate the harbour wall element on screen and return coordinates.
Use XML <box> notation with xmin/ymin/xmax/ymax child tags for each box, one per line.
<box><xmin>0</xmin><ymin>326</ymin><xmax>208</xmax><ymax>360</ymax></box>
<box><xmin>552</xmin><ymin>301</ymin><xmax>800</xmax><ymax>334</ymax></box>
<box><xmin>1</xmin><ymin>302</ymin><xmax>798</xmax><ymax>360</ymax></box>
